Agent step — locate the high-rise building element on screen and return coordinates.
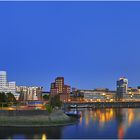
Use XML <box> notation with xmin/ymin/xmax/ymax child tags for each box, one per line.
<box><xmin>55</xmin><ymin>77</ymin><xmax>64</xmax><ymax>94</ymax></box>
<box><xmin>50</xmin><ymin>77</ymin><xmax>71</xmax><ymax>102</ymax></box>
<box><xmin>0</xmin><ymin>71</ymin><xmax>7</xmax><ymax>91</ymax></box>
<box><xmin>116</xmin><ymin>77</ymin><xmax>128</xmax><ymax>100</ymax></box>
<box><xmin>50</xmin><ymin>83</ymin><xmax>59</xmax><ymax>97</ymax></box>
<box><xmin>0</xmin><ymin>71</ymin><xmax>16</xmax><ymax>94</ymax></box>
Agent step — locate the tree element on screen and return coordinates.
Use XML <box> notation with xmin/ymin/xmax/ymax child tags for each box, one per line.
<box><xmin>49</xmin><ymin>94</ymin><xmax>62</xmax><ymax>108</ymax></box>
<box><xmin>43</xmin><ymin>94</ymin><xmax>50</xmax><ymax>101</ymax></box>
<box><xmin>45</xmin><ymin>104</ymin><xmax>53</xmax><ymax>113</ymax></box>
<box><xmin>0</xmin><ymin>92</ymin><xmax>8</xmax><ymax>107</ymax></box>
<box><xmin>0</xmin><ymin>92</ymin><xmax>7</xmax><ymax>102</ymax></box>
<box><xmin>6</xmin><ymin>92</ymin><xmax>17</xmax><ymax>104</ymax></box>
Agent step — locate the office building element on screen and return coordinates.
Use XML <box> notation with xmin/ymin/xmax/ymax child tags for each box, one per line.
<box><xmin>0</xmin><ymin>71</ymin><xmax>16</xmax><ymax>94</ymax></box>
<box><xmin>116</xmin><ymin>77</ymin><xmax>128</xmax><ymax>100</ymax></box>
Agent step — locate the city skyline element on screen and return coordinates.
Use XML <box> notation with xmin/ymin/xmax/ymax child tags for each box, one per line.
<box><xmin>2</xmin><ymin>69</ymin><xmax>140</xmax><ymax>93</ymax></box>
<box><xmin>1</xmin><ymin>2</ymin><xmax>140</xmax><ymax>90</ymax></box>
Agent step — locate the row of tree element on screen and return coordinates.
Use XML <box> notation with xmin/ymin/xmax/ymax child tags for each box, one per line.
<box><xmin>0</xmin><ymin>92</ymin><xmax>17</xmax><ymax>107</ymax></box>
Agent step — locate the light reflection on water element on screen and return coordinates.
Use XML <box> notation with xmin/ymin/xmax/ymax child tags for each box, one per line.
<box><xmin>78</xmin><ymin>108</ymin><xmax>140</xmax><ymax>139</ymax></box>
<box><xmin>1</xmin><ymin>108</ymin><xmax>140</xmax><ymax>139</ymax></box>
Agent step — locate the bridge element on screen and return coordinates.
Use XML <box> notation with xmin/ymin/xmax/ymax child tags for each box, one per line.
<box><xmin>63</xmin><ymin>101</ymin><xmax>140</xmax><ymax>108</ymax></box>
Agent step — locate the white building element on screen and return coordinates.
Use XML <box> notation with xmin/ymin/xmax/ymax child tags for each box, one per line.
<box><xmin>0</xmin><ymin>71</ymin><xmax>16</xmax><ymax>94</ymax></box>
<box><xmin>17</xmin><ymin>86</ymin><xmax>43</xmax><ymax>101</ymax></box>
<box><xmin>8</xmin><ymin>81</ymin><xmax>16</xmax><ymax>93</ymax></box>
<box><xmin>0</xmin><ymin>71</ymin><xmax>7</xmax><ymax>92</ymax></box>
<box><xmin>84</xmin><ymin>90</ymin><xmax>115</xmax><ymax>102</ymax></box>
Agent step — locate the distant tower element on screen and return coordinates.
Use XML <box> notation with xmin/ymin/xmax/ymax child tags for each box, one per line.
<box><xmin>116</xmin><ymin>77</ymin><xmax>128</xmax><ymax>101</ymax></box>
<box><xmin>0</xmin><ymin>71</ymin><xmax>7</xmax><ymax>91</ymax></box>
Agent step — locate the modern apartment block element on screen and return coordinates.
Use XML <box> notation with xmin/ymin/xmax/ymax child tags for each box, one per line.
<box><xmin>116</xmin><ymin>77</ymin><xmax>128</xmax><ymax>100</ymax></box>
<box><xmin>50</xmin><ymin>77</ymin><xmax>71</xmax><ymax>102</ymax></box>
<box><xmin>17</xmin><ymin>86</ymin><xmax>43</xmax><ymax>101</ymax></box>
<box><xmin>0</xmin><ymin>71</ymin><xmax>16</xmax><ymax>93</ymax></box>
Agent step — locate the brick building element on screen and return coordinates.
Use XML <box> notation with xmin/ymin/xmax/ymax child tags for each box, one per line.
<box><xmin>50</xmin><ymin>77</ymin><xmax>71</xmax><ymax>102</ymax></box>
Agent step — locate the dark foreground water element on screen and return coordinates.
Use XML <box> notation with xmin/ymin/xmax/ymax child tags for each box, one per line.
<box><xmin>1</xmin><ymin>108</ymin><xmax>140</xmax><ymax>139</ymax></box>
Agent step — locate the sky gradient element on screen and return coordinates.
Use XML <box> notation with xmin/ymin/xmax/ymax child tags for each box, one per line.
<box><xmin>0</xmin><ymin>2</ymin><xmax>140</xmax><ymax>91</ymax></box>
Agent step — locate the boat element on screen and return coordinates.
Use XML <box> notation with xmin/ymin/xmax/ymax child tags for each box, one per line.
<box><xmin>64</xmin><ymin>110</ymin><xmax>81</xmax><ymax>118</ymax></box>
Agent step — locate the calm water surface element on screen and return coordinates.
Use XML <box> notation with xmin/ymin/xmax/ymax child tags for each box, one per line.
<box><xmin>1</xmin><ymin>108</ymin><xmax>140</xmax><ymax>139</ymax></box>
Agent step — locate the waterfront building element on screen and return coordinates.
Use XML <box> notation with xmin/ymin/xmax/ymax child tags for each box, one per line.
<box><xmin>127</xmin><ymin>87</ymin><xmax>139</xmax><ymax>94</ymax></box>
<box><xmin>0</xmin><ymin>71</ymin><xmax>16</xmax><ymax>94</ymax></box>
<box><xmin>17</xmin><ymin>86</ymin><xmax>43</xmax><ymax>101</ymax></box>
<box><xmin>83</xmin><ymin>90</ymin><xmax>116</xmax><ymax>102</ymax></box>
<box><xmin>122</xmin><ymin>94</ymin><xmax>140</xmax><ymax>101</ymax></box>
<box><xmin>84</xmin><ymin>92</ymin><xmax>107</xmax><ymax>102</ymax></box>
<box><xmin>55</xmin><ymin>77</ymin><xmax>64</xmax><ymax>94</ymax></box>
<box><xmin>60</xmin><ymin>85</ymin><xmax>71</xmax><ymax>102</ymax></box>
<box><xmin>116</xmin><ymin>77</ymin><xmax>128</xmax><ymax>101</ymax></box>
<box><xmin>50</xmin><ymin>77</ymin><xmax>71</xmax><ymax>102</ymax></box>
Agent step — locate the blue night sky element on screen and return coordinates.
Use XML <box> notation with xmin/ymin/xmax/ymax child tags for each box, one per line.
<box><xmin>0</xmin><ymin>2</ymin><xmax>140</xmax><ymax>91</ymax></box>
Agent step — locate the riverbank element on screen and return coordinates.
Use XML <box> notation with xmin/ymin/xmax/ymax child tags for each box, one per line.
<box><xmin>0</xmin><ymin>110</ymin><xmax>78</xmax><ymax>127</ymax></box>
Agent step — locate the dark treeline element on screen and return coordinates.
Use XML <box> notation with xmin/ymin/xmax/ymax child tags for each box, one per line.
<box><xmin>0</xmin><ymin>92</ymin><xmax>17</xmax><ymax>107</ymax></box>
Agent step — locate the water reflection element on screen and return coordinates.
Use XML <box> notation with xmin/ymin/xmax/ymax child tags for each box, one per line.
<box><xmin>0</xmin><ymin>126</ymin><xmax>63</xmax><ymax>139</ymax></box>
<box><xmin>42</xmin><ymin>133</ymin><xmax>47</xmax><ymax>140</ymax></box>
<box><xmin>80</xmin><ymin>108</ymin><xmax>140</xmax><ymax>139</ymax></box>
<box><xmin>0</xmin><ymin>108</ymin><xmax>140</xmax><ymax>139</ymax></box>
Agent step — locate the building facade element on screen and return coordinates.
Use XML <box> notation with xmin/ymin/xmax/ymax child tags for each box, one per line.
<box><xmin>8</xmin><ymin>81</ymin><xmax>16</xmax><ymax>93</ymax></box>
<box><xmin>116</xmin><ymin>77</ymin><xmax>128</xmax><ymax>100</ymax></box>
<box><xmin>83</xmin><ymin>89</ymin><xmax>116</xmax><ymax>102</ymax></box>
<box><xmin>55</xmin><ymin>77</ymin><xmax>64</xmax><ymax>94</ymax></box>
<box><xmin>0</xmin><ymin>71</ymin><xmax>16</xmax><ymax>94</ymax></box>
<box><xmin>50</xmin><ymin>77</ymin><xmax>71</xmax><ymax>102</ymax></box>
<box><xmin>0</xmin><ymin>71</ymin><xmax>7</xmax><ymax>90</ymax></box>
<box><xmin>17</xmin><ymin>86</ymin><xmax>43</xmax><ymax>101</ymax></box>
